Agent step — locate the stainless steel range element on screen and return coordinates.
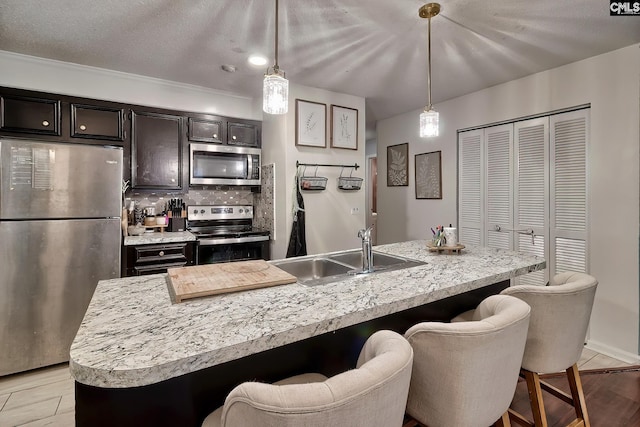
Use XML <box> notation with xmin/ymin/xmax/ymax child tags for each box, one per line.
<box><xmin>187</xmin><ymin>205</ymin><xmax>270</xmax><ymax>264</ymax></box>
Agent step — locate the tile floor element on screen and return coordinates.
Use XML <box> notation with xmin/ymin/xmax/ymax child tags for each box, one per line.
<box><xmin>0</xmin><ymin>348</ymin><xmax>635</xmax><ymax>427</ymax></box>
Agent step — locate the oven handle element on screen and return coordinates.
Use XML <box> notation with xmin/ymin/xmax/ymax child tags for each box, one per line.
<box><xmin>198</xmin><ymin>235</ymin><xmax>270</xmax><ymax>245</ymax></box>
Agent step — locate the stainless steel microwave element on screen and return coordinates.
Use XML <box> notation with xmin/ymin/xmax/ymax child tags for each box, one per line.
<box><xmin>190</xmin><ymin>143</ymin><xmax>261</xmax><ymax>186</ymax></box>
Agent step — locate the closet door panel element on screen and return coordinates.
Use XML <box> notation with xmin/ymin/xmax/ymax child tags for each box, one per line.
<box><xmin>514</xmin><ymin>117</ymin><xmax>549</xmax><ymax>285</ymax></box>
<box><xmin>458</xmin><ymin>129</ymin><xmax>484</xmax><ymax>245</ymax></box>
<box><xmin>550</xmin><ymin>109</ymin><xmax>589</xmax><ymax>274</ymax></box>
<box><xmin>485</xmin><ymin>124</ymin><xmax>513</xmax><ymax>250</ymax></box>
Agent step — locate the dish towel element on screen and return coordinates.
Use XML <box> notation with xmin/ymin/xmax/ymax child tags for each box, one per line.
<box><xmin>286</xmin><ymin>167</ymin><xmax>307</xmax><ymax>258</ymax></box>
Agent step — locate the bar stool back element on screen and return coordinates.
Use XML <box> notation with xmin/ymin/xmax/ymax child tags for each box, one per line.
<box><xmin>403</xmin><ymin>294</ymin><xmax>531</xmax><ymax>427</ymax></box>
<box><xmin>202</xmin><ymin>330</ymin><xmax>414</xmax><ymax>427</ymax></box>
<box><xmin>502</xmin><ymin>271</ymin><xmax>598</xmax><ymax>427</ymax></box>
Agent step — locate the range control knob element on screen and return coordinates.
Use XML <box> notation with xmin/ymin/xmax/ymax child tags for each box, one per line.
<box><xmin>200</xmin><ymin>209</ymin><xmax>205</xmax><ymax>214</ymax></box>
<box><xmin>238</xmin><ymin>208</ymin><xmax>244</xmax><ymax>214</ymax></box>
<box><xmin>193</xmin><ymin>209</ymin><xmax>198</xmax><ymax>214</ymax></box>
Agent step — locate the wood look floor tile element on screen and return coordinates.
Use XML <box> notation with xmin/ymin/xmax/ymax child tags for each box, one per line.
<box><xmin>56</xmin><ymin>392</ymin><xmax>74</xmax><ymax>415</ymax></box>
<box><xmin>17</xmin><ymin>410</ymin><xmax>74</xmax><ymax>427</ymax></box>
<box><xmin>578</xmin><ymin>346</ymin><xmax>598</xmax><ymax>367</ymax></box>
<box><xmin>580</xmin><ymin>353</ymin><xmax>632</xmax><ymax>370</ymax></box>
<box><xmin>0</xmin><ymin>397</ymin><xmax>59</xmax><ymax>427</ymax></box>
<box><xmin>0</xmin><ymin>365</ymin><xmax>70</xmax><ymax>395</ymax></box>
<box><xmin>3</xmin><ymin>379</ymin><xmax>74</xmax><ymax>411</ymax></box>
<box><xmin>0</xmin><ymin>392</ymin><xmax>9</xmax><ymax>410</ymax></box>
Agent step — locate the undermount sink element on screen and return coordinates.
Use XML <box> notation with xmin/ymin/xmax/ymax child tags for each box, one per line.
<box><xmin>272</xmin><ymin>258</ymin><xmax>352</xmax><ymax>282</ymax></box>
<box><xmin>271</xmin><ymin>250</ymin><xmax>425</xmax><ymax>287</ymax></box>
<box><xmin>328</xmin><ymin>250</ymin><xmax>409</xmax><ymax>269</ymax></box>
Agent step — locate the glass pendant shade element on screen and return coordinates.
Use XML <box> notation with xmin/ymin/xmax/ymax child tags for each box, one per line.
<box><xmin>420</xmin><ymin>108</ymin><xmax>439</xmax><ymax>137</ymax></box>
<box><xmin>263</xmin><ymin>71</ymin><xmax>289</xmax><ymax>114</ymax></box>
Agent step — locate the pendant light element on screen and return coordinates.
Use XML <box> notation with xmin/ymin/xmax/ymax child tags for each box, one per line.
<box><xmin>263</xmin><ymin>0</ymin><xmax>289</xmax><ymax>114</ymax></box>
<box><xmin>419</xmin><ymin>3</ymin><xmax>440</xmax><ymax>138</ymax></box>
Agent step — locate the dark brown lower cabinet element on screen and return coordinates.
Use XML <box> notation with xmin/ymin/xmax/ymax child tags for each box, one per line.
<box><xmin>122</xmin><ymin>241</ymin><xmax>195</xmax><ymax>277</ymax></box>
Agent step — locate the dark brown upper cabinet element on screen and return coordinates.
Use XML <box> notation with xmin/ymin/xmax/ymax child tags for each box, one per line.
<box><xmin>227</xmin><ymin>120</ymin><xmax>261</xmax><ymax>147</ymax></box>
<box><xmin>71</xmin><ymin>104</ymin><xmax>124</xmax><ymax>142</ymax></box>
<box><xmin>1</xmin><ymin>94</ymin><xmax>61</xmax><ymax>136</ymax></box>
<box><xmin>188</xmin><ymin>117</ymin><xmax>224</xmax><ymax>144</ymax></box>
<box><xmin>131</xmin><ymin>111</ymin><xmax>183</xmax><ymax>191</ymax></box>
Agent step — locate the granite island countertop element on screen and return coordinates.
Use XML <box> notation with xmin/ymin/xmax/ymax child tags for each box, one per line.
<box><xmin>70</xmin><ymin>241</ymin><xmax>545</xmax><ymax>389</ymax></box>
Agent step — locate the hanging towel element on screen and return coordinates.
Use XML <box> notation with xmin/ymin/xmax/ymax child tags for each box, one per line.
<box><xmin>286</xmin><ymin>168</ymin><xmax>307</xmax><ymax>258</ymax></box>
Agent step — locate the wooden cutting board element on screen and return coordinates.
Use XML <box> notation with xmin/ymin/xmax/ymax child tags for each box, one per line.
<box><xmin>167</xmin><ymin>260</ymin><xmax>298</xmax><ymax>303</ymax></box>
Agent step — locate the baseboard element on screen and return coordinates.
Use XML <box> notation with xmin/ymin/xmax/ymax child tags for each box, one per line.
<box><xmin>585</xmin><ymin>340</ymin><xmax>640</xmax><ymax>364</ymax></box>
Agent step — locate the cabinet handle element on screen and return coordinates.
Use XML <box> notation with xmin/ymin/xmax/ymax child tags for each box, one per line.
<box><xmin>80</xmin><ymin>124</ymin><xmax>87</xmax><ymax>131</ymax></box>
<box><xmin>42</xmin><ymin>120</ymin><xmax>50</xmax><ymax>127</ymax></box>
<box><xmin>158</xmin><ymin>251</ymin><xmax>165</xmax><ymax>257</ymax></box>
<box><xmin>232</xmin><ymin>135</ymin><xmax>237</xmax><ymax>140</ymax></box>
<box><xmin>213</xmin><ymin>133</ymin><xmax>218</xmax><ymax>138</ymax></box>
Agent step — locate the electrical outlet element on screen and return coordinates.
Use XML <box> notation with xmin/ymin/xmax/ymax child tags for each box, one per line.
<box><xmin>350</xmin><ymin>207</ymin><xmax>360</xmax><ymax>215</ymax></box>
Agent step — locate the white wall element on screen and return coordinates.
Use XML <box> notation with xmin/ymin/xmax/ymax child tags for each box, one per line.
<box><xmin>377</xmin><ymin>44</ymin><xmax>640</xmax><ymax>362</ymax></box>
<box><xmin>263</xmin><ymin>83</ymin><xmax>367</xmax><ymax>259</ymax></box>
<box><xmin>0</xmin><ymin>50</ymin><xmax>258</xmax><ymax>119</ymax></box>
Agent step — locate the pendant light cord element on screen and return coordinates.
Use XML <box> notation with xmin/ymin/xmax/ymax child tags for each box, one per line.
<box><xmin>427</xmin><ymin>15</ymin><xmax>432</xmax><ymax>110</ymax></box>
<box><xmin>274</xmin><ymin>0</ymin><xmax>280</xmax><ymax>71</ymax></box>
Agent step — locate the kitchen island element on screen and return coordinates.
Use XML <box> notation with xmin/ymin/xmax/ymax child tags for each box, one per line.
<box><xmin>70</xmin><ymin>240</ymin><xmax>544</xmax><ymax>426</ymax></box>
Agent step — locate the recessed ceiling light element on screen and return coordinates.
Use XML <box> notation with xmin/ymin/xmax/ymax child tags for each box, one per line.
<box><xmin>248</xmin><ymin>55</ymin><xmax>268</xmax><ymax>67</ymax></box>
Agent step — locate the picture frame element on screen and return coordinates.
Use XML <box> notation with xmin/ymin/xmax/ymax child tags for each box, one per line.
<box><xmin>295</xmin><ymin>99</ymin><xmax>326</xmax><ymax>148</ymax></box>
<box><xmin>415</xmin><ymin>150</ymin><xmax>442</xmax><ymax>199</ymax></box>
<box><xmin>387</xmin><ymin>143</ymin><xmax>409</xmax><ymax>187</ymax></box>
<box><xmin>330</xmin><ymin>105</ymin><xmax>358</xmax><ymax>150</ymax></box>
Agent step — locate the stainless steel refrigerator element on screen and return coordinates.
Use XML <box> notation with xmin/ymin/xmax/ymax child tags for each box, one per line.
<box><xmin>0</xmin><ymin>138</ymin><xmax>122</xmax><ymax>376</ymax></box>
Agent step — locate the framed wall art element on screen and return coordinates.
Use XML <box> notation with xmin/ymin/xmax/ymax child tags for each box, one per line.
<box><xmin>415</xmin><ymin>150</ymin><xmax>442</xmax><ymax>199</ymax></box>
<box><xmin>295</xmin><ymin>99</ymin><xmax>326</xmax><ymax>148</ymax></box>
<box><xmin>330</xmin><ymin>105</ymin><xmax>358</xmax><ymax>150</ymax></box>
<box><xmin>387</xmin><ymin>143</ymin><xmax>408</xmax><ymax>187</ymax></box>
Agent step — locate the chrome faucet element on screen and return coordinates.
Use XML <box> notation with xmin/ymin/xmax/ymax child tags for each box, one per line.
<box><xmin>358</xmin><ymin>226</ymin><xmax>374</xmax><ymax>273</ymax></box>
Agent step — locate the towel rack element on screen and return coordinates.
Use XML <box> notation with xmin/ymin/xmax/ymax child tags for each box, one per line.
<box><xmin>296</xmin><ymin>161</ymin><xmax>359</xmax><ymax>170</ymax></box>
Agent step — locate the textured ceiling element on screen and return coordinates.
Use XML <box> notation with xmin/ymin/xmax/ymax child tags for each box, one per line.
<box><xmin>1</xmin><ymin>0</ymin><xmax>639</xmax><ymax>135</ymax></box>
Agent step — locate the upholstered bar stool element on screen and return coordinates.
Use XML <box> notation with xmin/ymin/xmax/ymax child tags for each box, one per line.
<box><xmin>201</xmin><ymin>329</ymin><xmax>413</xmax><ymax>427</ymax></box>
<box><xmin>501</xmin><ymin>272</ymin><xmax>598</xmax><ymax>427</ymax></box>
<box><xmin>403</xmin><ymin>294</ymin><xmax>531</xmax><ymax>427</ymax></box>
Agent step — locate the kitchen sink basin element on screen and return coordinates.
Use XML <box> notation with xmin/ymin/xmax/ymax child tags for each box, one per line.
<box><xmin>327</xmin><ymin>250</ymin><xmax>409</xmax><ymax>269</ymax></box>
<box><xmin>271</xmin><ymin>258</ymin><xmax>352</xmax><ymax>282</ymax></box>
<box><xmin>271</xmin><ymin>250</ymin><xmax>426</xmax><ymax>287</ymax></box>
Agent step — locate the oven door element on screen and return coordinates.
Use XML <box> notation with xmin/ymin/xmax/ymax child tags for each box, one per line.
<box><xmin>196</xmin><ymin>236</ymin><xmax>270</xmax><ymax>264</ymax></box>
<box><xmin>190</xmin><ymin>143</ymin><xmax>261</xmax><ymax>186</ymax></box>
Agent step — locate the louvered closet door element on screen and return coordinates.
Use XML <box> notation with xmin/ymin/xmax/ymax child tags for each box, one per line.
<box><xmin>514</xmin><ymin>117</ymin><xmax>549</xmax><ymax>286</ymax></box>
<box><xmin>458</xmin><ymin>129</ymin><xmax>484</xmax><ymax>246</ymax></box>
<box><xmin>485</xmin><ymin>124</ymin><xmax>513</xmax><ymax>250</ymax></box>
<box><xmin>550</xmin><ymin>110</ymin><xmax>589</xmax><ymax>274</ymax></box>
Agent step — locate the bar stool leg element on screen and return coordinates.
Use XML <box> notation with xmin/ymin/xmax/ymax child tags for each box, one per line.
<box><xmin>494</xmin><ymin>411</ymin><xmax>512</xmax><ymax>427</ymax></box>
<box><xmin>523</xmin><ymin>369</ymin><xmax>548</xmax><ymax>427</ymax></box>
<box><xmin>566</xmin><ymin>363</ymin><xmax>590</xmax><ymax>427</ymax></box>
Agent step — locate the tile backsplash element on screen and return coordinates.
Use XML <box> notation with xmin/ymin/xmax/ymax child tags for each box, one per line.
<box><xmin>125</xmin><ymin>167</ymin><xmax>275</xmax><ymax>238</ymax></box>
<box><xmin>126</xmin><ymin>187</ymin><xmax>254</xmax><ymax>213</ymax></box>
<box><xmin>253</xmin><ymin>164</ymin><xmax>275</xmax><ymax>239</ymax></box>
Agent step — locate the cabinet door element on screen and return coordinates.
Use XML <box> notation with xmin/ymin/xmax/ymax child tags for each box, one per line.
<box><xmin>131</xmin><ymin>111</ymin><xmax>182</xmax><ymax>190</ymax></box>
<box><xmin>1</xmin><ymin>95</ymin><xmax>60</xmax><ymax>136</ymax></box>
<box><xmin>228</xmin><ymin>120</ymin><xmax>260</xmax><ymax>147</ymax></box>
<box><xmin>188</xmin><ymin>117</ymin><xmax>224</xmax><ymax>143</ymax></box>
<box><xmin>71</xmin><ymin>104</ymin><xmax>124</xmax><ymax>142</ymax></box>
